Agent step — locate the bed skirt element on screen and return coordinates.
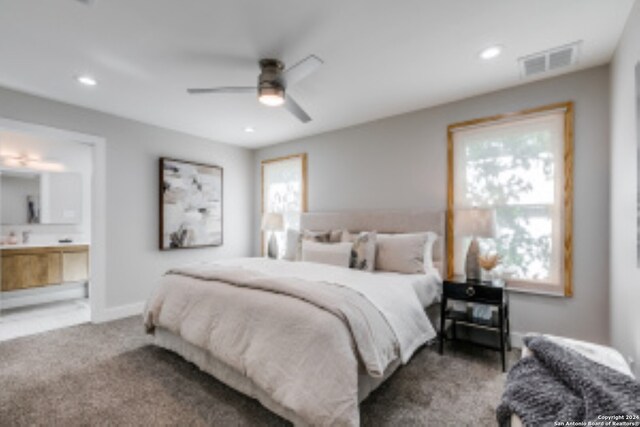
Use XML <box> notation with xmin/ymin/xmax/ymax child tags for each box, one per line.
<box><xmin>154</xmin><ymin>327</ymin><xmax>403</xmax><ymax>426</ymax></box>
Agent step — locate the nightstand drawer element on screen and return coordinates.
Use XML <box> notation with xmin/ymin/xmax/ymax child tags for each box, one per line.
<box><xmin>443</xmin><ymin>281</ymin><xmax>503</xmax><ymax>304</ymax></box>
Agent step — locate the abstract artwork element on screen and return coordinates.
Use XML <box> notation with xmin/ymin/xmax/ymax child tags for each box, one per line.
<box><xmin>160</xmin><ymin>158</ymin><xmax>223</xmax><ymax>250</ymax></box>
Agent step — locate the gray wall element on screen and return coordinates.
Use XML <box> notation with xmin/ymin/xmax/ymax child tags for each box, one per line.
<box><xmin>0</xmin><ymin>86</ymin><xmax>254</xmax><ymax>309</ymax></box>
<box><xmin>255</xmin><ymin>66</ymin><xmax>611</xmax><ymax>345</ymax></box>
<box><xmin>610</xmin><ymin>0</ymin><xmax>640</xmax><ymax>375</ymax></box>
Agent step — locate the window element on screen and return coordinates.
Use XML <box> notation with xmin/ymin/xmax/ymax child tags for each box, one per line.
<box><xmin>447</xmin><ymin>103</ymin><xmax>574</xmax><ymax>296</ymax></box>
<box><xmin>261</xmin><ymin>154</ymin><xmax>307</xmax><ymax>256</ymax></box>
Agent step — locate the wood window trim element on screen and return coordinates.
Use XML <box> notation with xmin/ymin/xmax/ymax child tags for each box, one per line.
<box><xmin>446</xmin><ymin>101</ymin><xmax>574</xmax><ymax>297</ymax></box>
<box><xmin>260</xmin><ymin>153</ymin><xmax>308</xmax><ymax>255</ymax></box>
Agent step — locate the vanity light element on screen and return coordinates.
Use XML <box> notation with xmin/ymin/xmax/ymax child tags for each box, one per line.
<box><xmin>479</xmin><ymin>45</ymin><xmax>503</xmax><ymax>60</ymax></box>
<box><xmin>76</xmin><ymin>75</ymin><xmax>97</xmax><ymax>86</ymax></box>
<box><xmin>2</xmin><ymin>154</ymin><xmax>31</xmax><ymax>167</ymax></box>
<box><xmin>0</xmin><ymin>154</ymin><xmax>64</xmax><ymax>172</ymax></box>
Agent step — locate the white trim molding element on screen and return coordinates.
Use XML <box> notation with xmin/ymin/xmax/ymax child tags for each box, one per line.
<box><xmin>92</xmin><ymin>301</ymin><xmax>145</xmax><ymax>323</ymax></box>
<box><xmin>510</xmin><ymin>331</ymin><xmax>525</xmax><ymax>349</ymax></box>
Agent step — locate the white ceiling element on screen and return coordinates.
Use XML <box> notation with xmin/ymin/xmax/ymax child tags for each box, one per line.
<box><xmin>0</xmin><ymin>0</ymin><xmax>634</xmax><ymax>148</ymax></box>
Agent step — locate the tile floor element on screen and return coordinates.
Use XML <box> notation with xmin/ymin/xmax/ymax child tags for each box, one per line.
<box><xmin>0</xmin><ymin>298</ymin><xmax>90</xmax><ymax>342</ymax></box>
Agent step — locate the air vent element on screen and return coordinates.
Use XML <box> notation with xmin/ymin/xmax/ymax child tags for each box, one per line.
<box><xmin>519</xmin><ymin>41</ymin><xmax>581</xmax><ymax>78</ymax></box>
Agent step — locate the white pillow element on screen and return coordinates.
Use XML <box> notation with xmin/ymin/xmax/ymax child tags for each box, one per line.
<box><xmin>423</xmin><ymin>232</ymin><xmax>438</xmax><ymax>271</ymax></box>
<box><xmin>301</xmin><ymin>241</ymin><xmax>352</xmax><ymax>268</ymax></box>
<box><xmin>282</xmin><ymin>229</ymin><xmax>300</xmax><ymax>261</ymax></box>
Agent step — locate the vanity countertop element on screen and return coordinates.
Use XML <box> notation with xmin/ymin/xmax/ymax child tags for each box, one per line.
<box><xmin>0</xmin><ymin>242</ymin><xmax>90</xmax><ymax>250</ymax></box>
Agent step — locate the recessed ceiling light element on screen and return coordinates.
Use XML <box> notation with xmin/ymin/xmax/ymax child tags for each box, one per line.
<box><xmin>76</xmin><ymin>75</ymin><xmax>97</xmax><ymax>86</ymax></box>
<box><xmin>479</xmin><ymin>46</ymin><xmax>503</xmax><ymax>60</ymax></box>
<box><xmin>244</xmin><ymin>126</ymin><xmax>255</xmax><ymax>133</ymax></box>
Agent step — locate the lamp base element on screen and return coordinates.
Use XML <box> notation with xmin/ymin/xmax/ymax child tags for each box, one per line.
<box><xmin>267</xmin><ymin>233</ymin><xmax>279</xmax><ymax>259</ymax></box>
<box><xmin>465</xmin><ymin>237</ymin><xmax>481</xmax><ymax>281</ymax></box>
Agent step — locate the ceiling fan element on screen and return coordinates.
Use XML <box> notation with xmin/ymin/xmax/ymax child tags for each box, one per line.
<box><xmin>187</xmin><ymin>55</ymin><xmax>323</xmax><ymax>123</ymax></box>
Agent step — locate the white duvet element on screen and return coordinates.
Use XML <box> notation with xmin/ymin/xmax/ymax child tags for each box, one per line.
<box><xmin>215</xmin><ymin>258</ymin><xmax>438</xmax><ymax>363</ymax></box>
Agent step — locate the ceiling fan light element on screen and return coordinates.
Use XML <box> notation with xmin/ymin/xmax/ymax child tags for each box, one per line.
<box><xmin>258</xmin><ymin>86</ymin><xmax>285</xmax><ymax>106</ymax></box>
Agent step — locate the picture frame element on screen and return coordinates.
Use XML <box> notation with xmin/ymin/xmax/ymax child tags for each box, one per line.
<box><xmin>159</xmin><ymin>157</ymin><xmax>223</xmax><ymax>250</ymax></box>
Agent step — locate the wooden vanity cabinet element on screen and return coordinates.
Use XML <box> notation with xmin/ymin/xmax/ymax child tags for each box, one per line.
<box><xmin>1</xmin><ymin>245</ymin><xmax>89</xmax><ymax>292</ymax></box>
<box><xmin>62</xmin><ymin>247</ymin><xmax>89</xmax><ymax>282</ymax></box>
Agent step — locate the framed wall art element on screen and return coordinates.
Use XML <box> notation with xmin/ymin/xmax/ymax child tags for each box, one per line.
<box><xmin>159</xmin><ymin>157</ymin><xmax>223</xmax><ymax>250</ymax></box>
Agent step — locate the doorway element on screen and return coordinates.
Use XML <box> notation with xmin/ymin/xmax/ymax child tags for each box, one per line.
<box><xmin>0</xmin><ymin>118</ymin><xmax>106</xmax><ymax>340</ymax></box>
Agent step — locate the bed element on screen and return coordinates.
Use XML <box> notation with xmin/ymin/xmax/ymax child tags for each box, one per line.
<box><xmin>144</xmin><ymin>210</ymin><xmax>445</xmax><ymax>426</ymax></box>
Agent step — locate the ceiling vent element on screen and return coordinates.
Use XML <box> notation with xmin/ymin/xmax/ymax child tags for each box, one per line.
<box><xmin>519</xmin><ymin>41</ymin><xmax>581</xmax><ymax>78</ymax></box>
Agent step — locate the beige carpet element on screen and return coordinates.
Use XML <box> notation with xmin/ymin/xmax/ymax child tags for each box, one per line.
<box><xmin>0</xmin><ymin>316</ymin><xmax>518</xmax><ymax>426</ymax></box>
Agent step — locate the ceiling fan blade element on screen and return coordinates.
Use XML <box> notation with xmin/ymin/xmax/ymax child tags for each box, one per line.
<box><xmin>284</xmin><ymin>95</ymin><xmax>312</xmax><ymax>123</ymax></box>
<box><xmin>187</xmin><ymin>86</ymin><xmax>256</xmax><ymax>95</ymax></box>
<box><xmin>281</xmin><ymin>55</ymin><xmax>323</xmax><ymax>87</ymax></box>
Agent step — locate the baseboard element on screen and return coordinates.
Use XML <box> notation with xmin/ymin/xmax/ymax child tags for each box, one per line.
<box><xmin>92</xmin><ymin>301</ymin><xmax>145</xmax><ymax>323</ymax></box>
<box><xmin>510</xmin><ymin>331</ymin><xmax>525</xmax><ymax>349</ymax></box>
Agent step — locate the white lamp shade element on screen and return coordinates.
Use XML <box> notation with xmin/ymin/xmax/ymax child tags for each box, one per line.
<box><xmin>261</xmin><ymin>212</ymin><xmax>284</xmax><ymax>231</ymax></box>
<box><xmin>454</xmin><ymin>208</ymin><xmax>497</xmax><ymax>238</ymax></box>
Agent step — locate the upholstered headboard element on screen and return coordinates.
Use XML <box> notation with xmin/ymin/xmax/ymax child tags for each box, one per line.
<box><xmin>300</xmin><ymin>209</ymin><xmax>445</xmax><ymax>275</ymax></box>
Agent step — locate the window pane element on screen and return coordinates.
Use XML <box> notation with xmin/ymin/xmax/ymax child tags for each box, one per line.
<box><xmin>453</xmin><ymin>111</ymin><xmax>565</xmax><ymax>286</ymax></box>
<box><xmin>481</xmin><ymin>205</ymin><xmax>559</xmax><ymax>283</ymax></box>
<box><xmin>262</xmin><ymin>156</ymin><xmax>305</xmax><ymax>257</ymax></box>
<box><xmin>455</xmin><ymin>114</ymin><xmax>564</xmax><ymax>207</ymax></box>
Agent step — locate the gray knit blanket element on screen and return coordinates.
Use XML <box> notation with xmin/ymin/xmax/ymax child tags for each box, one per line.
<box><xmin>497</xmin><ymin>336</ymin><xmax>640</xmax><ymax>426</ymax></box>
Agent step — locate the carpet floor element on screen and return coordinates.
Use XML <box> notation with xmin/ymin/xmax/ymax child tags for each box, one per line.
<box><xmin>0</xmin><ymin>316</ymin><xmax>518</xmax><ymax>426</ymax></box>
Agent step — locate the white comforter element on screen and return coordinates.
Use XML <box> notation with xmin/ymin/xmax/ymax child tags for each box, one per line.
<box><xmin>214</xmin><ymin>258</ymin><xmax>437</xmax><ymax>362</ymax></box>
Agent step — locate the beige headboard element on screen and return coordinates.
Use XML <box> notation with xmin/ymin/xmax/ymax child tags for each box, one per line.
<box><xmin>300</xmin><ymin>209</ymin><xmax>445</xmax><ymax>275</ymax></box>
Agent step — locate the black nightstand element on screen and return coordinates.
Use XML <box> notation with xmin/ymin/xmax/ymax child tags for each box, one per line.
<box><xmin>439</xmin><ymin>276</ymin><xmax>510</xmax><ymax>372</ymax></box>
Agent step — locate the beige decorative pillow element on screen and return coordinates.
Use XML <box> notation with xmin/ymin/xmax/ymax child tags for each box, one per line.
<box><xmin>375</xmin><ymin>233</ymin><xmax>429</xmax><ymax>274</ymax></box>
<box><xmin>329</xmin><ymin>230</ymin><xmax>346</xmax><ymax>243</ymax></box>
<box><xmin>301</xmin><ymin>241</ymin><xmax>352</xmax><ymax>268</ymax></box>
<box><xmin>295</xmin><ymin>230</ymin><xmax>332</xmax><ymax>260</ymax></box>
<box><xmin>340</xmin><ymin>231</ymin><xmax>355</xmax><ymax>243</ymax></box>
<box><xmin>349</xmin><ymin>231</ymin><xmax>377</xmax><ymax>272</ymax></box>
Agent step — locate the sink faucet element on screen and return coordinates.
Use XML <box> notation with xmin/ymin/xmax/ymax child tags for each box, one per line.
<box><xmin>22</xmin><ymin>230</ymin><xmax>31</xmax><ymax>244</ymax></box>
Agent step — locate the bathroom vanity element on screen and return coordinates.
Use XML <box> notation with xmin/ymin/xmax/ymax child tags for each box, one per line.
<box><xmin>0</xmin><ymin>168</ymin><xmax>89</xmax><ymax>301</ymax></box>
<box><xmin>1</xmin><ymin>244</ymin><xmax>89</xmax><ymax>291</ymax></box>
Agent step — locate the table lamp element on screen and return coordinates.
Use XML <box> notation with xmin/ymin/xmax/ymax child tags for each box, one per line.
<box><xmin>262</xmin><ymin>212</ymin><xmax>284</xmax><ymax>259</ymax></box>
<box><xmin>454</xmin><ymin>208</ymin><xmax>497</xmax><ymax>281</ymax></box>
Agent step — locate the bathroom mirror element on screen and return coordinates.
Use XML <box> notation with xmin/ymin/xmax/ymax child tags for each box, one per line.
<box><xmin>0</xmin><ymin>170</ymin><xmax>82</xmax><ymax>225</ymax></box>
